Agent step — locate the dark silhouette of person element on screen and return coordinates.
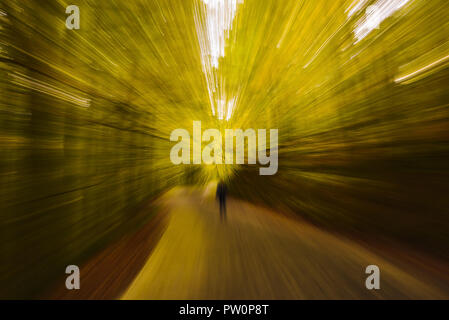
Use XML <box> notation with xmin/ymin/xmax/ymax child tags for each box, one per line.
<box><xmin>216</xmin><ymin>181</ymin><xmax>227</xmax><ymax>220</ymax></box>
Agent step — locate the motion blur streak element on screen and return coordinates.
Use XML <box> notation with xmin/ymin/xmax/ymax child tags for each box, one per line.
<box><xmin>1</xmin><ymin>0</ymin><xmax>449</xmax><ymax>299</ymax></box>
<box><xmin>194</xmin><ymin>0</ymin><xmax>243</xmax><ymax>119</ymax></box>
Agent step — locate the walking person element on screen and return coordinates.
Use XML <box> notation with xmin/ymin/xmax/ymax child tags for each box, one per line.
<box><xmin>216</xmin><ymin>180</ymin><xmax>227</xmax><ymax>220</ymax></box>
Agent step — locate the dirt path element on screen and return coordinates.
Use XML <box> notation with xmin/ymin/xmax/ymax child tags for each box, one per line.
<box><xmin>121</xmin><ymin>187</ymin><xmax>449</xmax><ymax>299</ymax></box>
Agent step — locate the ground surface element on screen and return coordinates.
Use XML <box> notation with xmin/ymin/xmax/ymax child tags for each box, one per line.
<box><xmin>119</xmin><ymin>187</ymin><xmax>449</xmax><ymax>299</ymax></box>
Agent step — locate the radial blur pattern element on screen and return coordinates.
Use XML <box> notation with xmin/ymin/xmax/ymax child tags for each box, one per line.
<box><xmin>1</xmin><ymin>0</ymin><xmax>449</xmax><ymax>299</ymax></box>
